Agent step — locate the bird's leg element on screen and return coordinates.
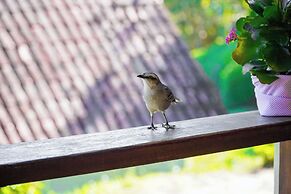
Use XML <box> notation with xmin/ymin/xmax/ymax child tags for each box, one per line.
<box><xmin>162</xmin><ymin>112</ymin><xmax>175</xmax><ymax>130</ymax></box>
<box><xmin>148</xmin><ymin>113</ymin><xmax>157</xmax><ymax>130</ymax></box>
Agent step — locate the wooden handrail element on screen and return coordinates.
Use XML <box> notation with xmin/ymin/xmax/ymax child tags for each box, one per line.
<box><xmin>0</xmin><ymin>111</ymin><xmax>291</xmax><ymax>186</ymax></box>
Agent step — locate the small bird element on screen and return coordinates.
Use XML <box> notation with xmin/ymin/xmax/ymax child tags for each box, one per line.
<box><xmin>137</xmin><ymin>72</ymin><xmax>180</xmax><ymax>130</ymax></box>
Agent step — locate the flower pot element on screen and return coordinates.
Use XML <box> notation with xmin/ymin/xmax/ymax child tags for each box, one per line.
<box><xmin>251</xmin><ymin>75</ymin><xmax>291</xmax><ymax>116</ymax></box>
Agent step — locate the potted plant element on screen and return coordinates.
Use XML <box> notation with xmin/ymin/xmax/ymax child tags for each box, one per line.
<box><xmin>226</xmin><ymin>0</ymin><xmax>291</xmax><ymax>116</ymax></box>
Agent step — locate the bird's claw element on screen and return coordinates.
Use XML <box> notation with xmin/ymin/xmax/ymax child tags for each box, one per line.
<box><xmin>148</xmin><ymin>125</ymin><xmax>157</xmax><ymax>130</ymax></box>
<box><xmin>162</xmin><ymin>123</ymin><xmax>175</xmax><ymax>130</ymax></box>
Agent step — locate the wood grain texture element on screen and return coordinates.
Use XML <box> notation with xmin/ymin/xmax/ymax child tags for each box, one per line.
<box><xmin>1</xmin><ymin>111</ymin><xmax>291</xmax><ymax>186</ymax></box>
<box><xmin>274</xmin><ymin>141</ymin><xmax>291</xmax><ymax>194</ymax></box>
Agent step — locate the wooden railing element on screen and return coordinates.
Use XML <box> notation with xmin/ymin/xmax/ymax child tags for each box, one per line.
<box><xmin>0</xmin><ymin>111</ymin><xmax>291</xmax><ymax>193</ymax></box>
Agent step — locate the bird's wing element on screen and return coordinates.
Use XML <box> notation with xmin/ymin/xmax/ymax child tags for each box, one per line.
<box><xmin>162</xmin><ymin>85</ymin><xmax>178</xmax><ymax>103</ymax></box>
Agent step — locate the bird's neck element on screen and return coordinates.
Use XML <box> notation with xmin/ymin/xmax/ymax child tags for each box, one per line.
<box><xmin>143</xmin><ymin>80</ymin><xmax>161</xmax><ymax>90</ymax></box>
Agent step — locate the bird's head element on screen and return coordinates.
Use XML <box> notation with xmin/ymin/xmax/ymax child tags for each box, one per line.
<box><xmin>137</xmin><ymin>72</ymin><xmax>161</xmax><ymax>87</ymax></box>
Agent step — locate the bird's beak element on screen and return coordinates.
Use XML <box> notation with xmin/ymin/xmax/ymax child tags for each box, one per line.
<box><xmin>137</xmin><ymin>74</ymin><xmax>144</xmax><ymax>78</ymax></box>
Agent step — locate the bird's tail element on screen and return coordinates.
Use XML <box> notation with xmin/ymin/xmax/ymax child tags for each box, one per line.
<box><xmin>173</xmin><ymin>97</ymin><xmax>181</xmax><ymax>104</ymax></box>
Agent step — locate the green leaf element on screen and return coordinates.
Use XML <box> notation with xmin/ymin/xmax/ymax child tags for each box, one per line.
<box><xmin>232</xmin><ymin>33</ymin><xmax>262</xmax><ymax>65</ymax></box>
<box><xmin>259</xmin><ymin>0</ymin><xmax>274</xmax><ymax>6</ymax></box>
<box><xmin>283</xmin><ymin>6</ymin><xmax>291</xmax><ymax>23</ymax></box>
<box><xmin>262</xmin><ymin>44</ymin><xmax>291</xmax><ymax>72</ymax></box>
<box><xmin>249</xmin><ymin>59</ymin><xmax>267</xmax><ymax>67</ymax></box>
<box><xmin>248</xmin><ymin>3</ymin><xmax>265</xmax><ymax>16</ymax></box>
<box><xmin>240</xmin><ymin>16</ymin><xmax>268</xmax><ymax>40</ymax></box>
<box><xmin>247</xmin><ymin>15</ymin><xmax>268</xmax><ymax>28</ymax></box>
<box><xmin>236</xmin><ymin>17</ymin><xmax>246</xmax><ymax>35</ymax></box>
<box><xmin>245</xmin><ymin>0</ymin><xmax>275</xmax><ymax>16</ymax></box>
<box><xmin>251</xmin><ymin>70</ymin><xmax>279</xmax><ymax>84</ymax></box>
<box><xmin>263</xmin><ymin>5</ymin><xmax>282</xmax><ymax>22</ymax></box>
<box><xmin>259</xmin><ymin>27</ymin><xmax>289</xmax><ymax>45</ymax></box>
<box><xmin>282</xmin><ymin>0</ymin><xmax>291</xmax><ymax>22</ymax></box>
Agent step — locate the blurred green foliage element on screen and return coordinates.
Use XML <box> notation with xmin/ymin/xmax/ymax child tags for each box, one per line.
<box><xmin>194</xmin><ymin>43</ymin><xmax>257</xmax><ymax>112</ymax></box>
<box><xmin>64</xmin><ymin>144</ymin><xmax>273</xmax><ymax>194</ymax></box>
<box><xmin>0</xmin><ymin>182</ymin><xmax>44</xmax><ymax>194</ymax></box>
<box><xmin>0</xmin><ymin>144</ymin><xmax>273</xmax><ymax>194</ymax></box>
<box><xmin>165</xmin><ymin>0</ymin><xmax>257</xmax><ymax>112</ymax></box>
<box><xmin>184</xmin><ymin>144</ymin><xmax>274</xmax><ymax>173</ymax></box>
<box><xmin>164</xmin><ymin>0</ymin><xmax>247</xmax><ymax>49</ymax></box>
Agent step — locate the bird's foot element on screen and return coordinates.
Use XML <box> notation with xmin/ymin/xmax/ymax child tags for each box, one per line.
<box><xmin>148</xmin><ymin>125</ymin><xmax>157</xmax><ymax>130</ymax></box>
<box><xmin>162</xmin><ymin>123</ymin><xmax>175</xmax><ymax>130</ymax></box>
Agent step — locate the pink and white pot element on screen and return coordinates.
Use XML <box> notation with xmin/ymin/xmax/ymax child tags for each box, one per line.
<box><xmin>252</xmin><ymin>75</ymin><xmax>291</xmax><ymax>116</ymax></box>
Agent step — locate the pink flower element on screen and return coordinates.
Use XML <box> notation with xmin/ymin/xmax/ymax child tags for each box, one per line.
<box><xmin>226</xmin><ymin>28</ymin><xmax>238</xmax><ymax>44</ymax></box>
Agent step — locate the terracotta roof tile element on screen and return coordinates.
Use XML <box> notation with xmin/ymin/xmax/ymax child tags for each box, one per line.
<box><xmin>0</xmin><ymin>0</ymin><xmax>225</xmax><ymax>144</ymax></box>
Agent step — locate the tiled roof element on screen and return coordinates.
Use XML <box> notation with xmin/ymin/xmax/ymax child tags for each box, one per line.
<box><xmin>0</xmin><ymin>0</ymin><xmax>225</xmax><ymax>144</ymax></box>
